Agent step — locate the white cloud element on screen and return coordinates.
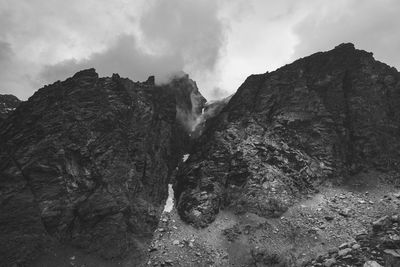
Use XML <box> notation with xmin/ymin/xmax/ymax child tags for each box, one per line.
<box><xmin>292</xmin><ymin>0</ymin><xmax>400</xmax><ymax>67</ymax></box>
<box><xmin>0</xmin><ymin>0</ymin><xmax>399</xmax><ymax>100</ymax></box>
<box><xmin>38</xmin><ymin>0</ymin><xmax>229</xmax><ymax>99</ymax></box>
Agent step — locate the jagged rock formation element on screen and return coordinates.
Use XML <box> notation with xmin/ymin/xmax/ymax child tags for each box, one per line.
<box><xmin>168</xmin><ymin>74</ymin><xmax>207</xmax><ymax>156</ymax></box>
<box><xmin>0</xmin><ymin>94</ymin><xmax>20</xmax><ymax>122</ymax></box>
<box><xmin>175</xmin><ymin>43</ymin><xmax>400</xmax><ymax>227</ymax></box>
<box><xmin>0</xmin><ymin>69</ymin><xmax>205</xmax><ymax>265</ymax></box>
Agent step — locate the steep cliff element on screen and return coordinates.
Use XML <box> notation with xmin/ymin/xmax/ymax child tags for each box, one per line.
<box><xmin>175</xmin><ymin>43</ymin><xmax>400</xmax><ymax>227</ymax></box>
<box><xmin>0</xmin><ymin>69</ymin><xmax>205</xmax><ymax>265</ymax></box>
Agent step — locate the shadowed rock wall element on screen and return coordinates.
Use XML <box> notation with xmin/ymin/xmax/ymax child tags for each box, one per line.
<box><xmin>0</xmin><ymin>69</ymin><xmax>205</xmax><ymax>265</ymax></box>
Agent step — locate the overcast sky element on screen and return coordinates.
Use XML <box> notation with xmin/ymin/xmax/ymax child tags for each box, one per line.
<box><xmin>1</xmin><ymin>0</ymin><xmax>400</xmax><ymax>100</ymax></box>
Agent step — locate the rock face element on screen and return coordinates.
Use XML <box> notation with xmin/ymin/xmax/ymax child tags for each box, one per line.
<box><xmin>175</xmin><ymin>43</ymin><xmax>400</xmax><ymax>227</ymax></box>
<box><xmin>0</xmin><ymin>69</ymin><xmax>205</xmax><ymax>265</ymax></box>
<box><xmin>0</xmin><ymin>94</ymin><xmax>20</xmax><ymax>122</ymax></box>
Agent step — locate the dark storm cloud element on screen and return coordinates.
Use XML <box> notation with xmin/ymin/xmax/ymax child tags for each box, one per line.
<box><xmin>292</xmin><ymin>0</ymin><xmax>400</xmax><ymax>68</ymax></box>
<box><xmin>41</xmin><ymin>0</ymin><xmax>226</xmax><ymax>86</ymax></box>
<box><xmin>0</xmin><ymin>39</ymin><xmax>41</xmax><ymax>98</ymax></box>
<box><xmin>140</xmin><ymin>0</ymin><xmax>225</xmax><ymax>73</ymax></box>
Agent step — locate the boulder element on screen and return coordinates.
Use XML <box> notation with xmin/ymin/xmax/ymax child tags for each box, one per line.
<box><xmin>363</xmin><ymin>261</ymin><xmax>383</xmax><ymax>267</ymax></box>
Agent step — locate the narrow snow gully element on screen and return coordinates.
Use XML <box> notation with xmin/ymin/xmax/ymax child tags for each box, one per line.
<box><xmin>163</xmin><ymin>184</ymin><xmax>174</xmax><ymax>213</ymax></box>
<box><xmin>162</xmin><ymin>154</ymin><xmax>190</xmax><ymax>213</ymax></box>
<box><xmin>182</xmin><ymin>154</ymin><xmax>190</xmax><ymax>163</ymax></box>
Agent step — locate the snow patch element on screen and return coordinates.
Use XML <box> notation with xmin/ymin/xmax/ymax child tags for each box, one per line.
<box><xmin>163</xmin><ymin>184</ymin><xmax>174</xmax><ymax>213</ymax></box>
<box><xmin>182</xmin><ymin>154</ymin><xmax>190</xmax><ymax>162</ymax></box>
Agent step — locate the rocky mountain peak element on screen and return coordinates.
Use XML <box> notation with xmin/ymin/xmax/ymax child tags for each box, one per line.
<box><xmin>145</xmin><ymin>75</ymin><xmax>155</xmax><ymax>85</ymax></box>
<box><xmin>0</xmin><ymin>69</ymin><xmax>205</xmax><ymax>265</ymax></box>
<box><xmin>335</xmin><ymin>42</ymin><xmax>355</xmax><ymax>49</ymax></box>
<box><xmin>168</xmin><ymin>74</ymin><xmax>207</xmax><ymax>133</ymax></box>
<box><xmin>72</xmin><ymin>68</ymin><xmax>99</xmax><ymax>79</ymax></box>
<box><xmin>175</xmin><ymin>43</ymin><xmax>400</xmax><ymax>228</ymax></box>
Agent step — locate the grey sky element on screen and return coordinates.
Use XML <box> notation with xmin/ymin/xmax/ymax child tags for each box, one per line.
<box><xmin>0</xmin><ymin>0</ymin><xmax>399</xmax><ymax>100</ymax></box>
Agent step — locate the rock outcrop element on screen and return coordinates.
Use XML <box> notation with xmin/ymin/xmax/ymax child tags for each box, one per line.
<box><xmin>0</xmin><ymin>69</ymin><xmax>205</xmax><ymax>265</ymax></box>
<box><xmin>0</xmin><ymin>94</ymin><xmax>20</xmax><ymax>122</ymax></box>
<box><xmin>175</xmin><ymin>43</ymin><xmax>400</xmax><ymax>227</ymax></box>
<box><xmin>306</xmin><ymin>214</ymin><xmax>400</xmax><ymax>267</ymax></box>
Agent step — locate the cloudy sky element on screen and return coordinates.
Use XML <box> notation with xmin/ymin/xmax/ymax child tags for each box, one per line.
<box><xmin>1</xmin><ymin>0</ymin><xmax>400</xmax><ymax>100</ymax></box>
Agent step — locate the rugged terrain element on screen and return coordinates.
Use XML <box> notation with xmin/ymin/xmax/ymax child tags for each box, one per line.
<box><xmin>0</xmin><ymin>69</ymin><xmax>205</xmax><ymax>266</ymax></box>
<box><xmin>175</xmin><ymin>43</ymin><xmax>400</xmax><ymax>228</ymax></box>
<box><xmin>0</xmin><ymin>94</ymin><xmax>20</xmax><ymax>122</ymax></box>
<box><xmin>1</xmin><ymin>43</ymin><xmax>400</xmax><ymax>267</ymax></box>
<box><xmin>149</xmin><ymin>170</ymin><xmax>400</xmax><ymax>266</ymax></box>
<box><xmin>157</xmin><ymin>43</ymin><xmax>400</xmax><ymax>266</ymax></box>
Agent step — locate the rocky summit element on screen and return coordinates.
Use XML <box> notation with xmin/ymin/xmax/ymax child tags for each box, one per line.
<box><xmin>175</xmin><ymin>43</ymin><xmax>400</xmax><ymax>227</ymax></box>
<box><xmin>1</xmin><ymin>43</ymin><xmax>400</xmax><ymax>267</ymax></box>
<box><xmin>0</xmin><ymin>69</ymin><xmax>204</xmax><ymax>265</ymax></box>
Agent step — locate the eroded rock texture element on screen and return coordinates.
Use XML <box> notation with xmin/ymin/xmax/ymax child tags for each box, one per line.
<box><xmin>0</xmin><ymin>94</ymin><xmax>20</xmax><ymax>122</ymax></box>
<box><xmin>0</xmin><ymin>69</ymin><xmax>204</xmax><ymax>265</ymax></box>
<box><xmin>175</xmin><ymin>43</ymin><xmax>400</xmax><ymax>227</ymax></box>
